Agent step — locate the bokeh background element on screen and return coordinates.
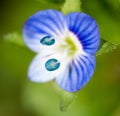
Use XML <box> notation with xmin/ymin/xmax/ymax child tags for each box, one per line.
<box><xmin>0</xmin><ymin>0</ymin><xmax>120</xmax><ymax>116</ymax></box>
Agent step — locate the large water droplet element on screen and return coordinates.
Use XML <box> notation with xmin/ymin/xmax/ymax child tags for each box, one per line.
<box><xmin>45</xmin><ymin>59</ymin><xmax>60</xmax><ymax>71</ymax></box>
<box><xmin>40</xmin><ymin>36</ymin><xmax>55</xmax><ymax>46</ymax></box>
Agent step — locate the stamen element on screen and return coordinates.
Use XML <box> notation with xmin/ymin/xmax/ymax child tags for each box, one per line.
<box><xmin>40</xmin><ymin>36</ymin><xmax>55</xmax><ymax>46</ymax></box>
<box><xmin>45</xmin><ymin>58</ymin><xmax>60</xmax><ymax>71</ymax></box>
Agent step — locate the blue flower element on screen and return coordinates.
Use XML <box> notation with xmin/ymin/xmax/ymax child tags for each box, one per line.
<box><xmin>23</xmin><ymin>9</ymin><xmax>100</xmax><ymax>92</ymax></box>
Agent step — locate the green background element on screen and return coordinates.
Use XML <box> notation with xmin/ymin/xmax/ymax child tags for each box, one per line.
<box><xmin>0</xmin><ymin>0</ymin><xmax>120</xmax><ymax>116</ymax></box>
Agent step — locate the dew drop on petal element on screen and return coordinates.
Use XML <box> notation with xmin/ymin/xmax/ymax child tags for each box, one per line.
<box><xmin>45</xmin><ymin>59</ymin><xmax>60</xmax><ymax>71</ymax></box>
<box><xmin>40</xmin><ymin>36</ymin><xmax>55</xmax><ymax>46</ymax></box>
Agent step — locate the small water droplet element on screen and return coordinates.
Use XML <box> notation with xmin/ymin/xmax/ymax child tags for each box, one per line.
<box><xmin>45</xmin><ymin>59</ymin><xmax>60</xmax><ymax>71</ymax></box>
<box><xmin>40</xmin><ymin>36</ymin><xmax>55</xmax><ymax>46</ymax></box>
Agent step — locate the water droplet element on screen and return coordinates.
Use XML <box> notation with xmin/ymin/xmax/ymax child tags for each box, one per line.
<box><xmin>45</xmin><ymin>59</ymin><xmax>60</xmax><ymax>71</ymax></box>
<box><xmin>40</xmin><ymin>36</ymin><xmax>55</xmax><ymax>46</ymax></box>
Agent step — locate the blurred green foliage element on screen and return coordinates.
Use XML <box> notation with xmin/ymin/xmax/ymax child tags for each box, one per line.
<box><xmin>0</xmin><ymin>0</ymin><xmax>120</xmax><ymax>116</ymax></box>
<box><xmin>82</xmin><ymin>0</ymin><xmax>120</xmax><ymax>44</ymax></box>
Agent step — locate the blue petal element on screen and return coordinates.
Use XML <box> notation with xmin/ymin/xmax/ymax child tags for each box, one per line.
<box><xmin>65</xmin><ymin>12</ymin><xmax>100</xmax><ymax>55</ymax></box>
<box><xmin>56</xmin><ymin>55</ymin><xmax>96</xmax><ymax>92</ymax></box>
<box><xmin>23</xmin><ymin>9</ymin><xmax>67</xmax><ymax>52</ymax></box>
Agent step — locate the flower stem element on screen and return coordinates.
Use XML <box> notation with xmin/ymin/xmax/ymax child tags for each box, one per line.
<box><xmin>51</xmin><ymin>80</ymin><xmax>77</xmax><ymax>112</ymax></box>
<box><xmin>61</xmin><ymin>0</ymin><xmax>82</xmax><ymax>15</ymax></box>
<box><xmin>59</xmin><ymin>91</ymin><xmax>77</xmax><ymax>112</ymax></box>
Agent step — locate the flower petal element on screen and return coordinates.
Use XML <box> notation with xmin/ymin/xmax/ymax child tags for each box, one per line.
<box><xmin>28</xmin><ymin>52</ymin><xmax>67</xmax><ymax>82</ymax></box>
<box><xmin>23</xmin><ymin>9</ymin><xmax>67</xmax><ymax>52</ymax></box>
<box><xmin>56</xmin><ymin>54</ymin><xmax>96</xmax><ymax>92</ymax></box>
<box><xmin>65</xmin><ymin>12</ymin><xmax>100</xmax><ymax>55</ymax></box>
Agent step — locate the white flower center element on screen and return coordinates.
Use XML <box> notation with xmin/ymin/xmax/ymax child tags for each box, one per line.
<box><xmin>40</xmin><ymin>31</ymin><xmax>85</xmax><ymax>71</ymax></box>
<box><xmin>58</xmin><ymin>31</ymin><xmax>85</xmax><ymax>60</ymax></box>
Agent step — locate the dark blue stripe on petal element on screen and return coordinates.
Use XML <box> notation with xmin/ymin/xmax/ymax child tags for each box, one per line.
<box><xmin>79</xmin><ymin>26</ymin><xmax>98</xmax><ymax>40</ymax></box>
<box><xmin>73</xmin><ymin>16</ymin><xmax>87</xmax><ymax>34</ymax></box>
<box><xmin>56</xmin><ymin>55</ymin><xmax>96</xmax><ymax>92</ymax></box>
<box><xmin>54</xmin><ymin>11</ymin><xmax>65</xmax><ymax>31</ymax></box>
<box><xmin>71</xmin><ymin>14</ymin><xmax>81</xmax><ymax>32</ymax></box>
<box><xmin>68</xmin><ymin>65</ymin><xmax>73</xmax><ymax>91</ymax></box>
<box><xmin>65</xmin><ymin>12</ymin><xmax>100</xmax><ymax>55</ymax></box>
<box><xmin>77</xmin><ymin>20</ymin><xmax>95</xmax><ymax>38</ymax></box>
<box><xmin>23</xmin><ymin>10</ymin><xmax>66</xmax><ymax>52</ymax></box>
<box><xmin>79</xmin><ymin>57</ymin><xmax>88</xmax><ymax>85</ymax></box>
<box><xmin>81</xmin><ymin>32</ymin><xmax>99</xmax><ymax>43</ymax></box>
<box><xmin>72</xmin><ymin>59</ymin><xmax>82</xmax><ymax>90</ymax></box>
<box><xmin>29</xmin><ymin>18</ymin><xmax>60</xmax><ymax>36</ymax></box>
<box><xmin>24</xmin><ymin>22</ymin><xmax>48</xmax><ymax>37</ymax></box>
<box><xmin>82</xmin><ymin>38</ymin><xmax>98</xmax><ymax>47</ymax></box>
<box><xmin>46</xmin><ymin>11</ymin><xmax>63</xmax><ymax>34</ymax></box>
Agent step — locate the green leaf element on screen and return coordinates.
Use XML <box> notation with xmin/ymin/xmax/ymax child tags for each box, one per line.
<box><xmin>4</xmin><ymin>32</ymin><xmax>26</xmax><ymax>47</ymax></box>
<box><xmin>97</xmin><ymin>39</ymin><xmax>107</xmax><ymax>51</ymax></box>
<box><xmin>96</xmin><ymin>40</ymin><xmax>118</xmax><ymax>56</ymax></box>
<box><xmin>62</xmin><ymin>0</ymin><xmax>82</xmax><ymax>14</ymax></box>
